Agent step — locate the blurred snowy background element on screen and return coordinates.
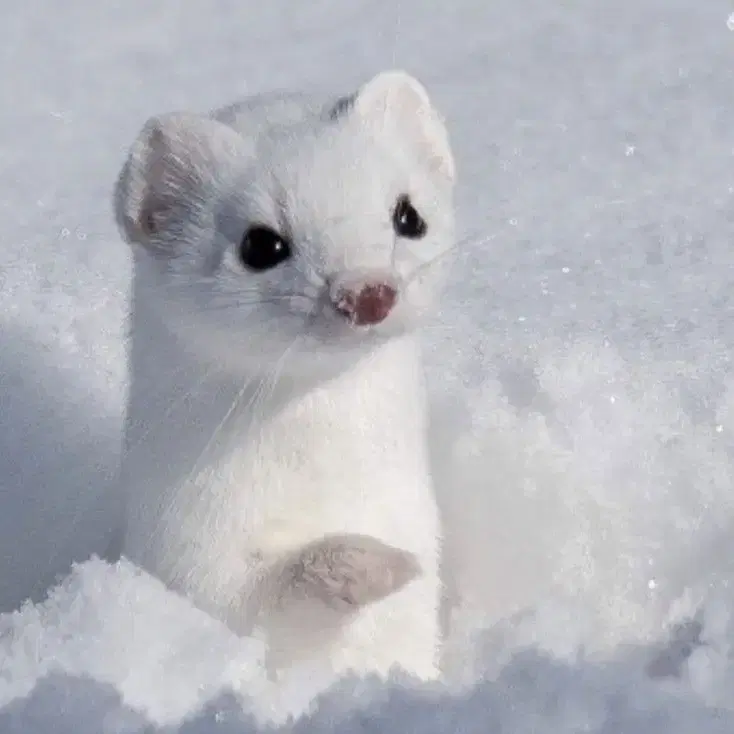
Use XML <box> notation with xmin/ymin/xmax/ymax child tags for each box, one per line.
<box><xmin>3</xmin><ymin>0</ymin><xmax>734</xmax><ymax>731</ymax></box>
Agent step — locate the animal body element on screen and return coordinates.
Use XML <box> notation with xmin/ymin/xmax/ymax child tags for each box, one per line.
<box><xmin>113</xmin><ymin>70</ymin><xmax>456</xmax><ymax>682</ymax></box>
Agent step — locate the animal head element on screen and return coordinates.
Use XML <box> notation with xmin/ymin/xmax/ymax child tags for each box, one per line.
<box><xmin>114</xmin><ymin>70</ymin><xmax>456</xmax><ymax>378</ymax></box>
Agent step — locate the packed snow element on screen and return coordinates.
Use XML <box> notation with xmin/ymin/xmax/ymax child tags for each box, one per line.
<box><xmin>3</xmin><ymin>0</ymin><xmax>734</xmax><ymax>731</ymax></box>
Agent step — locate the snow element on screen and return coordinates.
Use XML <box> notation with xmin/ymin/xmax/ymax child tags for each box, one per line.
<box><xmin>2</xmin><ymin>0</ymin><xmax>734</xmax><ymax>730</ymax></box>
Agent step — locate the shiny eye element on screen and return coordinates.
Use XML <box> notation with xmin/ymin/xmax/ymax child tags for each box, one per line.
<box><xmin>238</xmin><ymin>226</ymin><xmax>292</xmax><ymax>272</ymax></box>
<box><xmin>392</xmin><ymin>195</ymin><xmax>427</xmax><ymax>239</ymax></box>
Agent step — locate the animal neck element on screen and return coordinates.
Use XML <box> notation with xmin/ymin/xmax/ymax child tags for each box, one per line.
<box><xmin>122</xmin><ymin>268</ymin><xmax>427</xmax><ymax>494</ymax></box>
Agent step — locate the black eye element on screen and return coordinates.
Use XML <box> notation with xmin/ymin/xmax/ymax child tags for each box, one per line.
<box><xmin>238</xmin><ymin>226</ymin><xmax>292</xmax><ymax>272</ymax></box>
<box><xmin>392</xmin><ymin>195</ymin><xmax>427</xmax><ymax>239</ymax></box>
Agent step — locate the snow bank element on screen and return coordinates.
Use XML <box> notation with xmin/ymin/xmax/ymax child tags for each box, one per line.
<box><xmin>3</xmin><ymin>557</ymin><xmax>734</xmax><ymax>733</ymax></box>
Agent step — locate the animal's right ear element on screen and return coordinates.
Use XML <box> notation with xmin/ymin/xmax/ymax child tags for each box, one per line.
<box><xmin>114</xmin><ymin>113</ymin><xmax>244</xmax><ymax>251</ymax></box>
<box><xmin>331</xmin><ymin>70</ymin><xmax>455</xmax><ymax>182</ymax></box>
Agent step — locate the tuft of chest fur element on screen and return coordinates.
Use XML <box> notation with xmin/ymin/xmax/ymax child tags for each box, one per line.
<box><xmin>223</xmin><ymin>360</ymin><xmax>436</xmax><ymax>557</ymax></box>
<box><xmin>123</xmin><ymin>337</ymin><xmax>440</xmax><ymax>629</ymax></box>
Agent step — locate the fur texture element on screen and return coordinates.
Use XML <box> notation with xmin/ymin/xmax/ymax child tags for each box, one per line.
<box><xmin>113</xmin><ymin>70</ymin><xmax>456</xmax><ymax>682</ymax></box>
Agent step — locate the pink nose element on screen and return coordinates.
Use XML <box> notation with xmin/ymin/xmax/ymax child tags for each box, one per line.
<box><xmin>334</xmin><ymin>282</ymin><xmax>398</xmax><ymax>326</ymax></box>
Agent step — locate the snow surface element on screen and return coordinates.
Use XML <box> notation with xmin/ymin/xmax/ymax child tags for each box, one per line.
<box><xmin>3</xmin><ymin>0</ymin><xmax>734</xmax><ymax>730</ymax></box>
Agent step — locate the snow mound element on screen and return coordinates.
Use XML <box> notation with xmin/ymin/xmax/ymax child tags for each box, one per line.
<box><xmin>3</xmin><ymin>557</ymin><xmax>734</xmax><ymax>733</ymax></box>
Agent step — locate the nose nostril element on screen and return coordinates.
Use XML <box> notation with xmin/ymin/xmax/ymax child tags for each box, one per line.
<box><xmin>334</xmin><ymin>282</ymin><xmax>398</xmax><ymax>326</ymax></box>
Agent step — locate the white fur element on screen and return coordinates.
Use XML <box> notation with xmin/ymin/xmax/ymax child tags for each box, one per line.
<box><xmin>114</xmin><ymin>70</ymin><xmax>456</xmax><ymax>683</ymax></box>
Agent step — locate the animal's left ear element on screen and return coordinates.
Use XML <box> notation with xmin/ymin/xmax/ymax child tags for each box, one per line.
<box><xmin>346</xmin><ymin>70</ymin><xmax>455</xmax><ymax>181</ymax></box>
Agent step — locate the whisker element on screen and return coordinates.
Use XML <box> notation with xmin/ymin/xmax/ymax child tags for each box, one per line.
<box><xmin>123</xmin><ymin>313</ymin><xmax>292</xmax><ymax>465</ymax></box>
<box><xmin>406</xmin><ymin>228</ymin><xmax>504</xmax><ymax>286</ymax></box>
<box><xmin>123</xmin><ymin>362</ymin><xmax>220</xmax><ymax>460</ymax></box>
<box><xmin>153</xmin><ymin>280</ymin><xmax>310</xmax><ymax>315</ymax></box>
<box><xmin>175</xmin><ymin>332</ymin><xmax>302</xmax><ymax>491</ymax></box>
<box><xmin>248</xmin><ymin>334</ymin><xmax>300</xmax><ymax>428</ymax></box>
<box><xmin>177</xmin><ymin>374</ymin><xmax>258</xmax><ymax>491</ymax></box>
<box><xmin>197</xmin><ymin>297</ymin><xmax>298</xmax><ymax>311</ymax></box>
<box><xmin>158</xmin><ymin>224</ymin><xmax>509</xmax><ymax>323</ymax></box>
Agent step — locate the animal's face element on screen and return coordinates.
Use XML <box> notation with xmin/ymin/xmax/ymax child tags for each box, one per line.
<box><xmin>116</xmin><ymin>71</ymin><xmax>456</xmax><ymax>378</ymax></box>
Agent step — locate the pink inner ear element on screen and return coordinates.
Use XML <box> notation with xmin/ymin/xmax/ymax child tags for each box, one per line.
<box><xmin>138</xmin><ymin>187</ymin><xmax>170</xmax><ymax>237</ymax></box>
<box><xmin>141</xmin><ymin>208</ymin><xmax>158</xmax><ymax>236</ymax></box>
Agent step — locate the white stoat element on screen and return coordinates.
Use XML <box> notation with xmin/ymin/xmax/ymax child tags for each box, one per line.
<box><xmin>113</xmin><ymin>70</ymin><xmax>456</xmax><ymax>683</ymax></box>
